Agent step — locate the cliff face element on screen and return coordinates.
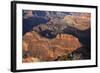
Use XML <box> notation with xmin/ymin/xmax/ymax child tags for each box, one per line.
<box><xmin>32</xmin><ymin>13</ymin><xmax>91</xmax><ymax>39</ymax></box>
<box><xmin>22</xmin><ymin>31</ymin><xmax>81</xmax><ymax>62</ymax></box>
<box><xmin>63</xmin><ymin>13</ymin><xmax>91</xmax><ymax>31</ymax></box>
<box><xmin>22</xmin><ymin>11</ymin><xmax>91</xmax><ymax>62</ymax></box>
<box><xmin>23</xmin><ymin>10</ymin><xmax>70</xmax><ymax>19</ymax></box>
<box><xmin>23</xmin><ymin>11</ymin><xmax>91</xmax><ymax>35</ymax></box>
<box><xmin>32</xmin><ymin>18</ymin><xmax>67</xmax><ymax>37</ymax></box>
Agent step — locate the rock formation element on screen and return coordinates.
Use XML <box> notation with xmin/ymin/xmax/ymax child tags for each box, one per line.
<box><xmin>63</xmin><ymin>13</ymin><xmax>91</xmax><ymax>30</ymax></box>
<box><xmin>22</xmin><ymin>31</ymin><xmax>81</xmax><ymax>62</ymax></box>
<box><xmin>32</xmin><ymin>18</ymin><xmax>67</xmax><ymax>36</ymax></box>
<box><xmin>22</xmin><ymin>11</ymin><xmax>91</xmax><ymax>62</ymax></box>
<box><xmin>23</xmin><ymin>10</ymin><xmax>70</xmax><ymax>19</ymax></box>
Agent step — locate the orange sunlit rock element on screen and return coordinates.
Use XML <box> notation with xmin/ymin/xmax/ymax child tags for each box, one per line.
<box><xmin>22</xmin><ymin>31</ymin><xmax>81</xmax><ymax>62</ymax></box>
<box><xmin>63</xmin><ymin>13</ymin><xmax>91</xmax><ymax>30</ymax></box>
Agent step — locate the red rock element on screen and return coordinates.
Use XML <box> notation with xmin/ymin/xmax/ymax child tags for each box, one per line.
<box><xmin>63</xmin><ymin>13</ymin><xmax>91</xmax><ymax>30</ymax></box>
<box><xmin>22</xmin><ymin>31</ymin><xmax>81</xmax><ymax>62</ymax></box>
<box><xmin>22</xmin><ymin>57</ymin><xmax>40</xmax><ymax>63</ymax></box>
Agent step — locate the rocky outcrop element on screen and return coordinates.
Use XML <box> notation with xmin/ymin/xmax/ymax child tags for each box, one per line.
<box><xmin>32</xmin><ymin>18</ymin><xmax>67</xmax><ymax>36</ymax></box>
<box><xmin>23</xmin><ymin>11</ymin><xmax>91</xmax><ymax>61</ymax></box>
<box><xmin>22</xmin><ymin>57</ymin><xmax>40</xmax><ymax>63</ymax></box>
<box><xmin>22</xmin><ymin>31</ymin><xmax>81</xmax><ymax>62</ymax></box>
<box><xmin>23</xmin><ymin>10</ymin><xmax>70</xmax><ymax>19</ymax></box>
<box><xmin>23</xmin><ymin>11</ymin><xmax>91</xmax><ymax>36</ymax></box>
<box><xmin>63</xmin><ymin>13</ymin><xmax>91</xmax><ymax>30</ymax></box>
<box><xmin>32</xmin><ymin>13</ymin><xmax>91</xmax><ymax>39</ymax></box>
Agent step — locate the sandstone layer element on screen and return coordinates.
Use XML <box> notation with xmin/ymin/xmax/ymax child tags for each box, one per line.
<box><xmin>22</xmin><ymin>31</ymin><xmax>81</xmax><ymax>62</ymax></box>
<box><xmin>63</xmin><ymin>13</ymin><xmax>91</xmax><ymax>30</ymax></box>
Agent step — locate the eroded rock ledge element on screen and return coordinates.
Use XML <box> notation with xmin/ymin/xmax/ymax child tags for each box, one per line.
<box><xmin>22</xmin><ymin>31</ymin><xmax>81</xmax><ymax>63</ymax></box>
